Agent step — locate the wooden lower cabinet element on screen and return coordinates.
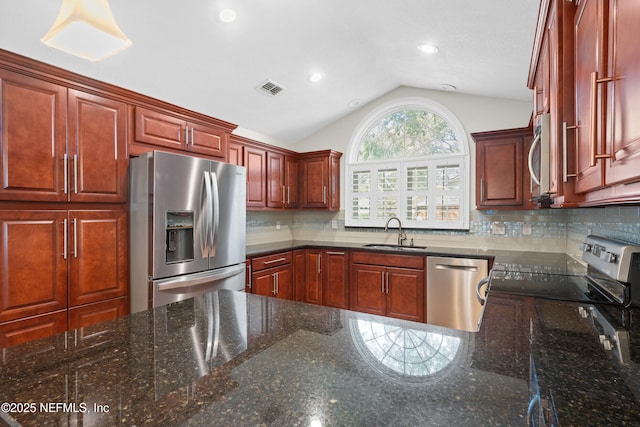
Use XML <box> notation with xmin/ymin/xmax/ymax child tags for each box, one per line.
<box><xmin>252</xmin><ymin>265</ymin><xmax>293</xmax><ymax>300</ymax></box>
<box><xmin>322</xmin><ymin>250</ymin><xmax>349</xmax><ymax>309</ymax></box>
<box><xmin>0</xmin><ymin>208</ymin><xmax>128</xmax><ymax>348</ymax></box>
<box><xmin>68</xmin><ymin>297</ymin><xmax>128</xmax><ymax>330</ymax></box>
<box><xmin>304</xmin><ymin>249</ymin><xmax>323</xmax><ymax>305</ymax></box>
<box><xmin>0</xmin><ymin>310</ymin><xmax>67</xmax><ymax>348</ymax></box>
<box><xmin>350</xmin><ymin>251</ymin><xmax>425</xmax><ymax>323</ymax></box>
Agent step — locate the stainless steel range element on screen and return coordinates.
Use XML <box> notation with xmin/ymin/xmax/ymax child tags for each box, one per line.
<box><xmin>490</xmin><ymin>235</ymin><xmax>640</xmax><ymax>306</ymax></box>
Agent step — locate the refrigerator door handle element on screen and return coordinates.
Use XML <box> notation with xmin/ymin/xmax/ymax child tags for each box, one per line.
<box><xmin>155</xmin><ymin>264</ymin><xmax>245</xmax><ymax>292</ymax></box>
<box><xmin>210</xmin><ymin>171</ymin><xmax>220</xmax><ymax>256</ymax></box>
<box><xmin>201</xmin><ymin>171</ymin><xmax>213</xmax><ymax>257</ymax></box>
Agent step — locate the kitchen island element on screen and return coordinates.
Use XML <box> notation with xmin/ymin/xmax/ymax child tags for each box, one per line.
<box><xmin>1</xmin><ymin>284</ymin><xmax>639</xmax><ymax>426</ymax></box>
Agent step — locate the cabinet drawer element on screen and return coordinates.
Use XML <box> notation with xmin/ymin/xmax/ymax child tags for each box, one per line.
<box><xmin>251</xmin><ymin>251</ymin><xmax>292</xmax><ymax>271</ymax></box>
<box><xmin>351</xmin><ymin>251</ymin><xmax>424</xmax><ymax>269</ymax></box>
<box><xmin>0</xmin><ymin>310</ymin><xmax>67</xmax><ymax>349</ymax></box>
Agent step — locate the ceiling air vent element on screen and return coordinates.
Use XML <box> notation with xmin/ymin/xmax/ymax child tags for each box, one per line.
<box><xmin>257</xmin><ymin>79</ymin><xmax>286</xmax><ymax>96</ymax></box>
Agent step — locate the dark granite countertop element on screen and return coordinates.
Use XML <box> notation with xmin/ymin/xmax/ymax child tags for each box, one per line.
<box><xmin>1</xmin><ymin>288</ymin><xmax>639</xmax><ymax>426</ymax></box>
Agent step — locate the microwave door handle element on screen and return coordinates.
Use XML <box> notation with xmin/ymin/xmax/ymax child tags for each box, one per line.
<box><xmin>210</xmin><ymin>171</ymin><xmax>219</xmax><ymax>256</ymax></box>
<box><xmin>528</xmin><ymin>132</ymin><xmax>541</xmax><ymax>185</ymax></box>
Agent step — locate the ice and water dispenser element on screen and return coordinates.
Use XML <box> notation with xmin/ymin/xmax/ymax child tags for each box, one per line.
<box><xmin>165</xmin><ymin>211</ymin><xmax>194</xmax><ymax>264</ymax></box>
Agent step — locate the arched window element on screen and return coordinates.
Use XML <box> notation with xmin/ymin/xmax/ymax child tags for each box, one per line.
<box><xmin>346</xmin><ymin>97</ymin><xmax>470</xmax><ymax>230</ymax></box>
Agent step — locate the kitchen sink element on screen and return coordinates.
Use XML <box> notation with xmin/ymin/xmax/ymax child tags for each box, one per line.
<box><xmin>362</xmin><ymin>243</ymin><xmax>427</xmax><ymax>251</ymax></box>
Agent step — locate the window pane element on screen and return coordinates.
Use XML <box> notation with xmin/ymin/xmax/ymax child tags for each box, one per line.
<box><xmin>436</xmin><ymin>197</ymin><xmax>460</xmax><ymax>221</ymax></box>
<box><xmin>436</xmin><ymin>165</ymin><xmax>460</xmax><ymax>191</ymax></box>
<box><xmin>357</xmin><ymin>110</ymin><xmax>462</xmax><ymax>161</ymax></box>
<box><xmin>352</xmin><ymin>197</ymin><xmax>370</xmax><ymax>219</ymax></box>
<box><xmin>352</xmin><ymin>171</ymin><xmax>370</xmax><ymax>193</ymax></box>
<box><xmin>407</xmin><ymin>166</ymin><xmax>428</xmax><ymax>191</ymax></box>
<box><xmin>377</xmin><ymin>197</ymin><xmax>397</xmax><ymax>219</ymax></box>
<box><xmin>378</xmin><ymin>169</ymin><xmax>397</xmax><ymax>192</ymax></box>
<box><xmin>406</xmin><ymin>196</ymin><xmax>428</xmax><ymax>221</ymax></box>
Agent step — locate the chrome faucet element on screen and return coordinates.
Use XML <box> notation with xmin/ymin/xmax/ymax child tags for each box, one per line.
<box><xmin>384</xmin><ymin>216</ymin><xmax>407</xmax><ymax>247</ymax></box>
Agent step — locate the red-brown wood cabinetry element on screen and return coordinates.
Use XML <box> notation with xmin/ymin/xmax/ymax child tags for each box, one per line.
<box><xmin>250</xmin><ymin>251</ymin><xmax>294</xmax><ymax>300</ymax></box>
<box><xmin>299</xmin><ymin>150</ymin><xmax>342</xmax><ymax>210</ymax></box>
<box><xmin>132</xmin><ymin>106</ymin><xmax>229</xmax><ymax>159</ymax></box>
<box><xmin>473</xmin><ymin>127</ymin><xmax>534</xmax><ymax>209</ymax></box>
<box><xmin>350</xmin><ymin>251</ymin><xmax>424</xmax><ymax>323</ymax></box>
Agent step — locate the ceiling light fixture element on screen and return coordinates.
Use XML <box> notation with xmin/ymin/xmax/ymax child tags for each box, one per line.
<box><xmin>417</xmin><ymin>43</ymin><xmax>439</xmax><ymax>55</ymax></box>
<box><xmin>219</xmin><ymin>9</ymin><xmax>237</xmax><ymax>23</ymax></box>
<box><xmin>41</xmin><ymin>0</ymin><xmax>131</xmax><ymax>62</ymax></box>
<box><xmin>307</xmin><ymin>72</ymin><xmax>323</xmax><ymax>83</ymax></box>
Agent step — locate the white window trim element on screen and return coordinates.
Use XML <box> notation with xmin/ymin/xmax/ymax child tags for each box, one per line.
<box><xmin>345</xmin><ymin>97</ymin><xmax>470</xmax><ymax>230</ymax></box>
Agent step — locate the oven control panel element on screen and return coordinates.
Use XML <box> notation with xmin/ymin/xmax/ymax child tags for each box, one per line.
<box><xmin>581</xmin><ymin>235</ymin><xmax>640</xmax><ymax>283</ymax></box>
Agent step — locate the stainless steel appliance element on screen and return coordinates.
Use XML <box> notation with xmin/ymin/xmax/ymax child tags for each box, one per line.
<box><xmin>426</xmin><ymin>256</ymin><xmax>489</xmax><ymax>332</ymax></box>
<box><xmin>528</xmin><ymin>113</ymin><xmax>551</xmax><ymax>203</ymax></box>
<box><xmin>129</xmin><ymin>151</ymin><xmax>246</xmax><ymax>313</ymax></box>
<box><xmin>490</xmin><ymin>235</ymin><xmax>640</xmax><ymax>306</ymax></box>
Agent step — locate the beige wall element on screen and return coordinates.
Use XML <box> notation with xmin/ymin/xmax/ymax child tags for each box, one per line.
<box><xmin>291</xmin><ymin>85</ymin><xmax>533</xmax><ymax>208</ymax></box>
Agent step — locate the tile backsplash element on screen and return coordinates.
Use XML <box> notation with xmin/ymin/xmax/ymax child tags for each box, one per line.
<box><xmin>247</xmin><ymin>206</ymin><xmax>640</xmax><ymax>256</ymax></box>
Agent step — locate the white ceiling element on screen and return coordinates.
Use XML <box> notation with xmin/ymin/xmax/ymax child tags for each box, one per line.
<box><xmin>0</xmin><ymin>0</ymin><xmax>539</xmax><ymax>145</ymax></box>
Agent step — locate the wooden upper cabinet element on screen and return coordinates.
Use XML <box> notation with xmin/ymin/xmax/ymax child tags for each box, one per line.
<box><xmin>284</xmin><ymin>155</ymin><xmax>298</xmax><ymax>208</ymax></box>
<box><xmin>573</xmin><ymin>0</ymin><xmax>640</xmax><ymax>195</ymax></box>
<box><xmin>228</xmin><ymin>140</ymin><xmax>244</xmax><ymax>166</ymax></box>
<box><xmin>0</xmin><ymin>68</ymin><xmax>67</xmax><ymax>202</ymax></box>
<box><xmin>132</xmin><ymin>106</ymin><xmax>228</xmax><ymax>159</ymax></box>
<box><xmin>0</xmin><ymin>69</ymin><xmax>127</xmax><ymax>203</ymax></box>
<box><xmin>300</xmin><ymin>150</ymin><xmax>342</xmax><ymax>210</ymax></box>
<box><xmin>267</xmin><ymin>151</ymin><xmax>285</xmax><ymax>208</ymax></box>
<box><xmin>473</xmin><ymin>128</ymin><xmax>533</xmax><ymax>209</ymax></box>
<box><xmin>244</xmin><ymin>144</ymin><xmax>267</xmax><ymax>208</ymax></box>
<box><xmin>68</xmin><ymin>90</ymin><xmax>128</xmax><ymax>203</ymax></box>
<box><xmin>603</xmin><ymin>0</ymin><xmax>640</xmax><ymax>186</ymax></box>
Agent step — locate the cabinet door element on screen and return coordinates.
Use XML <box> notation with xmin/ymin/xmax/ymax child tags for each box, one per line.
<box><xmin>574</xmin><ymin>0</ymin><xmax>605</xmax><ymax>193</ymax></box>
<box><xmin>605</xmin><ymin>0</ymin><xmax>640</xmax><ymax>186</ymax></box>
<box><xmin>245</xmin><ymin>145</ymin><xmax>267</xmax><ymax>208</ymax></box>
<box><xmin>284</xmin><ymin>156</ymin><xmax>298</xmax><ymax>208</ymax></box>
<box><xmin>0</xmin><ymin>69</ymin><xmax>67</xmax><ymax>202</ymax></box>
<box><xmin>305</xmin><ymin>250</ymin><xmax>323</xmax><ymax>305</ymax></box>
<box><xmin>301</xmin><ymin>156</ymin><xmax>329</xmax><ymax>208</ymax></box>
<box><xmin>252</xmin><ymin>270</ymin><xmax>275</xmax><ymax>297</ymax></box>
<box><xmin>266</xmin><ymin>151</ymin><xmax>285</xmax><ymax>208</ymax></box>
<box><xmin>293</xmin><ymin>249</ymin><xmax>306</xmax><ymax>302</ymax></box>
<box><xmin>0</xmin><ymin>210</ymin><xmax>68</xmax><ymax>323</ymax></box>
<box><xmin>188</xmin><ymin>121</ymin><xmax>227</xmax><ymax>159</ymax></box>
<box><xmin>0</xmin><ymin>311</ymin><xmax>67</xmax><ymax>348</ymax></box>
<box><xmin>386</xmin><ymin>267</ymin><xmax>424</xmax><ymax>323</ymax></box>
<box><xmin>134</xmin><ymin>107</ymin><xmax>186</xmax><ymax>150</ymax></box>
<box><xmin>475</xmin><ymin>136</ymin><xmax>525</xmax><ymax>208</ymax></box>
<box><xmin>323</xmin><ymin>250</ymin><xmax>349</xmax><ymax>309</ymax></box>
<box><xmin>68</xmin><ymin>210</ymin><xmax>128</xmax><ymax>307</ymax></box>
<box><xmin>350</xmin><ymin>264</ymin><xmax>386</xmax><ymax>316</ymax></box>
<box><xmin>274</xmin><ymin>265</ymin><xmax>294</xmax><ymax>300</ymax></box>
<box><xmin>228</xmin><ymin>141</ymin><xmax>244</xmax><ymax>166</ymax></box>
<box><xmin>68</xmin><ymin>90</ymin><xmax>128</xmax><ymax>203</ymax></box>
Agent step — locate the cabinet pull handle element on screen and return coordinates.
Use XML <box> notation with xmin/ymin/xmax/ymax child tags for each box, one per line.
<box><xmin>323</xmin><ymin>186</ymin><xmax>327</xmax><ymax>204</ymax></box>
<box><xmin>263</xmin><ymin>257</ymin><xmax>287</xmax><ymax>265</ymax></box>
<box><xmin>318</xmin><ymin>254</ymin><xmax>321</xmax><ymax>274</ymax></box>
<box><xmin>73</xmin><ymin>154</ymin><xmax>78</xmax><ymax>194</ymax></box>
<box><xmin>381</xmin><ymin>272</ymin><xmax>385</xmax><ymax>293</ymax></box>
<box><xmin>190</xmin><ymin>128</ymin><xmax>194</xmax><ymax>145</ymax></box>
<box><xmin>73</xmin><ymin>218</ymin><xmax>78</xmax><ymax>258</ymax></box>
<box><xmin>63</xmin><ymin>154</ymin><xmax>68</xmax><ymax>194</ymax></box>
<box><xmin>480</xmin><ymin>178</ymin><xmax>484</xmax><ymax>202</ymax></box>
<box><xmin>63</xmin><ymin>218</ymin><xmax>68</xmax><ymax>260</ymax></box>
<box><xmin>386</xmin><ymin>272</ymin><xmax>390</xmax><ymax>294</ymax></box>
<box><xmin>325</xmin><ymin>251</ymin><xmax>344</xmax><ymax>255</ymax></box>
<box><xmin>589</xmin><ymin>71</ymin><xmax>615</xmax><ymax>166</ymax></box>
<box><xmin>562</xmin><ymin>122</ymin><xmax>578</xmax><ymax>182</ymax></box>
<box><xmin>287</xmin><ymin>186</ymin><xmax>290</xmax><ymax>204</ymax></box>
<box><xmin>282</xmin><ymin>186</ymin><xmax>286</xmax><ymax>205</ymax></box>
<box><xmin>247</xmin><ymin>264</ymin><xmax>252</xmax><ymax>289</ymax></box>
<box><xmin>272</xmin><ymin>272</ymin><xmax>277</xmax><ymax>294</ymax></box>
<box><xmin>184</xmin><ymin>127</ymin><xmax>189</xmax><ymax>145</ymax></box>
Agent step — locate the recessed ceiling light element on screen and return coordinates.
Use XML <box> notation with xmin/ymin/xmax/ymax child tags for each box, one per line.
<box><xmin>307</xmin><ymin>72</ymin><xmax>323</xmax><ymax>83</ymax></box>
<box><xmin>418</xmin><ymin>43</ymin><xmax>439</xmax><ymax>54</ymax></box>
<box><xmin>219</xmin><ymin>9</ymin><xmax>237</xmax><ymax>23</ymax></box>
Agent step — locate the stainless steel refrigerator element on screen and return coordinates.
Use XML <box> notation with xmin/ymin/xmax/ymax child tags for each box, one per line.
<box><xmin>129</xmin><ymin>151</ymin><xmax>246</xmax><ymax>313</ymax></box>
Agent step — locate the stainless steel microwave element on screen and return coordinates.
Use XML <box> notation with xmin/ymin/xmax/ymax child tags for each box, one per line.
<box><xmin>528</xmin><ymin>113</ymin><xmax>551</xmax><ymax>199</ymax></box>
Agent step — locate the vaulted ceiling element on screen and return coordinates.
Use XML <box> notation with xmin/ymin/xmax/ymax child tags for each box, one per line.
<box><xmin>0</xmin><ymin>0</ymin><xmax>539</xmax><ymax>145</ymax></box>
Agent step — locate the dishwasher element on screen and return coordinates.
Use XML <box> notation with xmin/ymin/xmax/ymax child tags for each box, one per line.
<box><xmin>426</xmin><ymin>256</ymin><xmax>489</xmax><ymax>332</ymax></box>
